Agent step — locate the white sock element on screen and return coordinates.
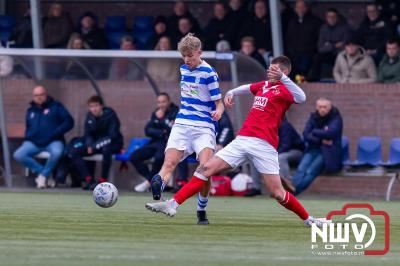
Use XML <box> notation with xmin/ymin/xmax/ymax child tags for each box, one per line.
<box><xmin>197</xmin><ymin>193</ymin><xmax>209</xmax><ymax>211</ymax></box>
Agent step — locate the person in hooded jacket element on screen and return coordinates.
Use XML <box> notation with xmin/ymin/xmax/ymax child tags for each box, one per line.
<box><xmin>69</xmin><ymin>95</ymin><xmax>123</xmax><ymax>190</ymax></box>
<box><xmin>13</xmin><ymin>85</ymin><xmax>74</xmax><ymax>188</ymax></box>
<box><xmin>132</xmin><ymin>93</ymin><xmax>179</xmax><ymax>192</ymax></box>
<box><xmin>285</xmin><ymin>98</ymin><xmax>343</xmax><ymax>195</ymax></box>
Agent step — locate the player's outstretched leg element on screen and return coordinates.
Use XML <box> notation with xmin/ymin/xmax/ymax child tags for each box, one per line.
<box><xmin>195</xmin><ymin>148</ymin><xmax>214</xmax><ymax>225</ymax></box>
<box><xmin>146</xmin><ymin>156</ymin><xmax>231</xmax><ymax>217</ymax></box>
<box><xmin>150</xmin><ymin>149</ymin><xmax>183</xmax><ymax>200</ymax></box>
<box><xmin>262</xmin><ymin>174</ymin><xmax>331</xmax><ymax>228</ymax></box>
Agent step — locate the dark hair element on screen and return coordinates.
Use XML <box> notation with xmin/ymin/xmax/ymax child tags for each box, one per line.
<box><xmin>87</xmin><ymin>95</ymin><xmax>104</xmax><ymax>105</ymax></box>
<box><xmin>158</xmin><ymin>92</ymin><xmax>170</xmax><ymax>100</ymax></box>
<box><xmin>241</xmin><ymin>36</ymin><xmax>255</xmax><ymax>46</ymax></box>
<box><xmin>387</xmin><ymin>39</ymin><xmax>399</xmax><ymax>46</ymax></box>
<box><xmin>271</xmin><ymin>55</ymin><xmax>292</xmax><ymax>71</ymax></box>
<box><xmin>326</xmin><ymin>8</ymin><xmax>338</xmax><ymax>15</ymax></box>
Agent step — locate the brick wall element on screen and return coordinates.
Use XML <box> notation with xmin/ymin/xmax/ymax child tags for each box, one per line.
<box><xmin>3</xmin><ymin>79</ymin><xmax>400</xmax><ymax>161</ymax></box>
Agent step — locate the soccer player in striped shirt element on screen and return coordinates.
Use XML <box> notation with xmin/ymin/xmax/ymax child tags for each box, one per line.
<box><xmin>150</xmin><ymin>33</ymin><xmax>224</xmax><ymax>225</ymax></box>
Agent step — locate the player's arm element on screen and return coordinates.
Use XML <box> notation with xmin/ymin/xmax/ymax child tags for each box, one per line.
<box><xmin>224</xmin><ymin>84</ymin><xmax>252</xmax><ymax>107</ymax></box>
<box><xmin>268</xmin><ymin>66</ymin><xmax>306</xmax><ymax>103</ymax></box>
<box><xmin>211</xmin><ymin>99</ymin><xmax>224</xmax><ymax>121</ymax></box>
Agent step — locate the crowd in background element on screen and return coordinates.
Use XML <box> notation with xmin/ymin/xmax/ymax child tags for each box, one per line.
<box><xmin>4</xmin><ymin>0</ymin><xmax>400</xmax><ymax>83</ymax></box>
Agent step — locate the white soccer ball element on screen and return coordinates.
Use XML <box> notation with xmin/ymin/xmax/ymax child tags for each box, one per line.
<box><xmin>92</xmin><ymin>182</ymin><xmax>118</xmax><ymax>208</ymax></box>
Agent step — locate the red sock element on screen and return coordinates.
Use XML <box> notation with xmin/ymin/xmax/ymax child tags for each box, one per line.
<box><xmin>174</xmin><ymin>175</ymin><xmax>206</xmax><ymax>205</ymax></box>
<box><xmin>279</xmin><ymin>191</ymin><xmax>309</xmax><ymax>220</ymax></box>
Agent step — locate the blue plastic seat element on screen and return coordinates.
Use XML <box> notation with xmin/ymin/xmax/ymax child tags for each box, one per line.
<box><xmin>0</xmin><ymin>31</ymin><xmax>11</xmax><ymax>44</ymax></box>
<box><xmin>105</xmin><ymin>16</ymin><xmax>126</xmax><ymax>33</ymax></box>
<box><xmin>0</xmin><ymin>15</ymin><xmax>16</xmax><ymax>31</ymax></box>
<box><xmin>348</xmin><ymin>136</ymin><xmax>382</xmax><ymax>166</ymax></box>
<box><xmin>106</xmin><ymin>31</ymin><xmax>129</xmax><ymax>49</ymax></box>
<box><xmin>342</xmin><ymin>136</ymin><xmax>351</xmax><ymax>165</ymax></box>
<box><xmin>133</xmin><ymin>16</ymin><xmax>154</xmax><ymax>31</ymax></box>
<box><xmin>380</xmin><ymin>138</ymin><xmax>400</xmax><ymax>167</ymax></box>
<box><xmin>115</xmin><ymin>137</ymin><xmax>150</xmax><ymax>162</ymax></box>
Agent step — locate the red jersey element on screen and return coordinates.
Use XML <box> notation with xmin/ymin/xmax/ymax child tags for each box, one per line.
<box><xmin>238</xmin><ymin>80</ymin><xmax>295</xmax><ymax>149</ymax></box>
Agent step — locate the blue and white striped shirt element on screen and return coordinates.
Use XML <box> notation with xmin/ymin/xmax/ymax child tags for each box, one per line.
<box><xmin>175</xmin><ymin>60</ymin><xmax>222</xmax><ymax>131</ymax></box>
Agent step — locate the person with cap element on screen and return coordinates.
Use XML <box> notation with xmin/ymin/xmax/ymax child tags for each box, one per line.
<box><xmin>333</xmin><ymin>33</ymin><xmax>377</xmax><ymax>83</ymax></box>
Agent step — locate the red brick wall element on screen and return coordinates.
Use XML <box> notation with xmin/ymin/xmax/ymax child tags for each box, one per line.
<box><xmin>3</xmin><ymin>80</ymin><xmax>400</xmax><ymax>161</ymax></box>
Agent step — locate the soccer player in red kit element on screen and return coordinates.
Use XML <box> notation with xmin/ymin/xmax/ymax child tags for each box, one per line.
<box><xmin>146</xmin><ymin>56</ymin><xmax>331</xmax><ymax>227</ymax></box>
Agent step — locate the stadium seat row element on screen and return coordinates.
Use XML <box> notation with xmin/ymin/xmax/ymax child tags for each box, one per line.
<box><xmin>342</xmin><ymin>136</ymin><xmax>400</xmax><ymax>167</ymax></box>
<box><xmin>0</xmin><ymin>15</ymin><xmax>16</xmax><ymax>46</ymax></box>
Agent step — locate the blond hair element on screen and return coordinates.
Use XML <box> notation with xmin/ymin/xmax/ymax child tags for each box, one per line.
<box><xmin>177</xmin><ymin>33</ymin><xmax>202</xmax><ymax>53</ymax></box>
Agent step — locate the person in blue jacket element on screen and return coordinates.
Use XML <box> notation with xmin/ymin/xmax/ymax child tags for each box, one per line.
<box><xmin>288</xmin><ymin>97</ymin><xmax>343</xmax><ymax>195</ymax></box>
<box><xmin>13</xmin><ymin>85</ymin><xmax>74</xmax><ymax>188</ymax></box>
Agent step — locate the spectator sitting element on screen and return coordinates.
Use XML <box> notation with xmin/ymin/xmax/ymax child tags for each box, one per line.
<box><xmin>307</xmin><ymin>8</ymin><xmax>350</xmax><ymax>81</ymax></box>
<box><xmin>13</xmin><ymin>85</ymin><xmax>74</xmax><ymax>188</ymax></box>
<box><xmin>333</xmin><ymin>35</ymin><xmax>377</xmax><ymax>83</ymax></box>
<box><xmin>43</xmin><ymin>3</ymin><xmax>73</xmax><ymax>48</ymax></box>
<box><xmin>378</xmin><ymin>40</ymin><xmax>400</xmax><ymax>83</ymax></box>
<box><xmin>109</xmin><ymin>36</ymin><xmax>143</xmax><ymax>80</ymax></box>
<box><xmin>131</xmin><ymin>93</ymin><xmax>179</xmax><ymax>192</ymax></box>
<box><xmin>64</xmin><ymin>33</ymin><xmax>90</xmax><ymax>79</ymax></box>
<box><xmin>246</xmin><ymin>118</ymin><xmax>304</xmax><ymax>197</ymax></box>
<box><xmin>145</xmin><ymin>16</ymin><xmax>169</xmax><ymax>50</ymax></box>
<box><xmin>237</xmin><ymin>0</ymin><xmax>272</xmax><ymax>55</ymax></box>
<box><xmin>285</xmin><ymin>0</ymin><xmax>322</xmax><ymax>77</ymax></box>
<box><xmin>76</xmin><ymin>11</ymin><xmax>108</xmax><ymax>49</ymax></box>
<box><xmin>240</xmin><ymin>36</ymin><xmax>267</xmax><ymax>68</ymax></box>
<box><xmin>204</xmin><ymin>2</ymin><xmax>234</xmax><ymax>50</ymax></box>
<box><xmin>358</xmin><ymin>3</ymin><xmax>394</xmax><ymax>64</ymax></box>
<box><xmin>69</xmin><ymin>96</ymin><xmax>123</xmax><ymax>190</ymax></box>
<box><xmin>167</xmin><ymin>1</ymin><xmax>202</xmax><ymax>39</ymax></box>
<box><xmin>284</xmin><ymin>98</ymin><xmax>343</xmax><ymax>195</ymax></box>
<box><xmin>147</xmin><ymin>36</ymin><xmax>179</xmax><ymax>82</ymax></box>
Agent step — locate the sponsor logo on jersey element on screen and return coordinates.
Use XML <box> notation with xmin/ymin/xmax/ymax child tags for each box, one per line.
<box><xmin>253</xmin><ymin>96</ymin><xmax>268</xmax><ymax>110</ymax></box>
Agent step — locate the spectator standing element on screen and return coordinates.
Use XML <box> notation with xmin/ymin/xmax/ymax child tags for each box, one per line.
<box><xmin>279</xmin><ymin>0</ymin><xmax>295</xmax><ymax>37</ymax></box>
<box><xmin>378</xmin><ymin>40</ymin><xmax>400</xmax><ymax>83</ymax></box>
<box><xmin>168</xmin><ymin>1</ymin><xmax>201</xmax><ymax>39</ymax></box>
<box><xmin>358</xmin><ymin>3</ymin><xmax>394</xmax><ymax>64</ymax></box>
<box><xmin>307</xmin><ymin>8</ymin><xmax>350</xmax><ymax>81</ymax></box>
<box><xmin>13</xmin><ymin>86</ymin><xmax>74</xmax><ymax>188</ymax></box>
<box><xmin>76</xmin><ymin>12</ymin><xmax>108</xmax><ymax>49</ymax></box>
<box><xmin>10</xmin><ymin>8</ymin><xmax>33</xmax><ymax>48</ymax></box>
<box><xmin>43</xmin><ymin>3</ymin><xmax>73</xmax><ymax>48</ymax></box>
<box><xmin>171</xmin><ymin>17</ymin><xmax>202</xmax><ymax>49</ymax></box>
<box><xmin>333</xmin><ymin>35</ymin><xmax>377</xmax><ymax>83</ymax></box>
<box><xmin>237</xmin><ymin>0</ymin><xmax>272</xmax><ymax>54</ymax></box>
<box><xmin>228</xmin><ymin>0</ymin><xmax>249</xmax><ymax>49</ymax></box>
<box><xmin>285</xmin><ymin>98</ymin><xmax>343</xmax><ymax>195</ymax></box>
<box><xmin>145</xmin><ymin>16</ymin><xmax>169</xmax><ymax>50</ymax></box>
<box><xmin>204</xmin><ymin>2</ymin><xmax>234</xmax><ymax>50</ymax></box>
<box><xmin>132</xmin><ymin>93</ymin><xmax>179</xmax><ymax>192</ymax></box>
<box><xmin>147</xmin><ymin>36</ymin><xmax>179</xmax><ymax>82</ymax></box>
<box><xmin>69</xmin><ymin>96</ymin><xmax>123</xmax><ymax>190</ymax></box>
<box><xmin>285</xmin><ymin>0</ymin><xmax>322</xmax><ymax>77</ymax></box>
<box><xmin>240</xmin><ymin>36</ymin><xmax>267</xmax><ymax>68</ymax></box>
<box><xmin>376</xmin><ymin>0</ymin><xmax>400</xmax><ymax>33</ymax></box>
<box><xmin>109</xmin><ymin>36</ymin><xmax>143</xmax><ymax>80</ymax></box>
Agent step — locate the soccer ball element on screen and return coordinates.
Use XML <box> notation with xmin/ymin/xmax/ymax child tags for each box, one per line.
<box><xmin>92</xmin><ymin>182</ymin><xmax>118</xmax><ymax>208</ymax></box>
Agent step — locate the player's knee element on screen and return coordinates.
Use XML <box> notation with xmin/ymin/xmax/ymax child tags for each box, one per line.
<box><xmin>163</xmin><ymin>159</ymin><xmax>176</xmax><ymax>171</ymax></box>
<box><xmin>270</xmin><ymin>187</ymin><xmax>285</xmax><ymax>201</ymax></box>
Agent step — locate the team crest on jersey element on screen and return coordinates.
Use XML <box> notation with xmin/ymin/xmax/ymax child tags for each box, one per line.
<box><xmin>253</xmin><ymin>96</ymin><xmax>268</xmax><ymax>110</ymax></box>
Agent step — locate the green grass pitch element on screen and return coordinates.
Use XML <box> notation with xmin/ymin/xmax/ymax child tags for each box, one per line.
<box><xmin>0</xmin><ymin>191</ymin><xmax>398</xmax><ymax>266</ymax></box>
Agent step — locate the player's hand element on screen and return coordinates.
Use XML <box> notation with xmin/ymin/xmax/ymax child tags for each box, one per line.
<box><xmin>211</xmin><ymin>109</ymin><xmax>223</xmax><ymax>121</ymax></box>
<box><xmin>267</xmin><ymin>65</ymin><xmax>283</xmax><ymax>81</ymax></box>
<box><xmin>224</xmin><ymin>93</ymin><xmax>234</xmax><ymax>108</ymax></box>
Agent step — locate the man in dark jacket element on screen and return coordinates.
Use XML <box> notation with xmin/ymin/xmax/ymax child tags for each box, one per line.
<box><xmin>237</xmin><ymin>0</ymin><xmax>272</xmax><ymax>54</ymax></box>
<box><xmin>285</xmin><ymin>0</ymin><xmax>322</xmax><ymax>77</ymax></box>
<box><xmin>307</xmin><ymin>8</ymin><xmax>350</xmax><ymax>81</ymax></box>
<box><xmin>13</xmin><ymin>85</ymin><xmax>74</xmax><ymax>188</ymax></box>
<box><xmin>77</xmin><ymin>12</ymin><xmax>107</xmax><ymax>49</ymax></box>
<box><xmin>378</xmin><ymin>40</ymin><xmax>400</xmax><ymax>83</ymax></box>
<box><xmin>204</xmin><ymin>2</ymin><xmax>235</xmax><ymax>50</ymax></box>
<box><xmin>69</xmin><ymin>95</ymin><xmax>123</xmax><ymax>190</ymax></box>
<box><xmin>132</xmin><ymin>93</ymin><xmax>179</xmax><ymax>192</ymax></box>
<box><xmin>358</xmin><ymin>3</ymin><xmax>394</xmax><ymax>64</ymax></box>
<box><xmin>289</xmin><ymin>98</ymin><xmax>343</xmax><ymax>195</ymax></box>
